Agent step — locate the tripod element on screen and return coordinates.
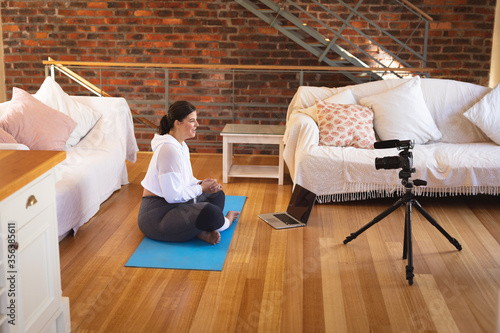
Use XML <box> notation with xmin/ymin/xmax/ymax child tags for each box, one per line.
<box><xmin>343</xmin><ymin>174</ymin><xmax>462</xmax><ymax>285</ymax></box>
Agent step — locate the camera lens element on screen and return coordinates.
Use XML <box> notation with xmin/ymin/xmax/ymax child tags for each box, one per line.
<box><xmin>375</xmin><ymin>156</ymin><xmax>401</xmax><ymax>170</ymax></box>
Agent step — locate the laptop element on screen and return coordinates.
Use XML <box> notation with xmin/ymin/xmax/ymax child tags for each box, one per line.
<box><xmin>258</xmin><ymin>184</ymin><xmax>317</xmax><ymax>229</ymax></box>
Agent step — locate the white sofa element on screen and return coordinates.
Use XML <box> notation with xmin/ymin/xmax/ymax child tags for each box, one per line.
<box><xmin>0</xmin><ymin>79</ymin><xmax>138</xmax><ymax>238</ymax></box>
<box><xmin>284</xmin><ymin>77</ymin><xmax>500</xmax><ymax>202</ymax></box>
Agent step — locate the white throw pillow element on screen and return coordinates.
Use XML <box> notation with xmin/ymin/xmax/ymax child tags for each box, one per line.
<box><xmin>34</xmin><ymin>76</ymin><xmax>102</xmax><ymax>147</ymax></box>
<box><xmin>360</xmin><ymin>76</ymin><xmax>442</xmax><ymax>144</ymax></box>
<box><xmin>463</xmin><ymin>82</ymin><xmax>500</xmax><ymax>145</ymax></box>
<box><xmin>298</xmin><ymin>89</ymin><xmax>357</xmax><ymax>123</ymax></box>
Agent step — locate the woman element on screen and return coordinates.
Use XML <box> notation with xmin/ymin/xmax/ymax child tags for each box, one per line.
<box><xmin>138</xmin><ymin>101</ymin><xmax>239</xmax><ymax>245</ymax></box>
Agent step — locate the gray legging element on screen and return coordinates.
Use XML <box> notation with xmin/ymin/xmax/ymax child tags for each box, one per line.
<box><xmin>137</xmin><ymin>191</ymin><xmax>225</xmax><ymax>242</ymax></box>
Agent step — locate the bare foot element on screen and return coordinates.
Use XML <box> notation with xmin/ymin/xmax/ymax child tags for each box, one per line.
<box><xmin>197</xmin><ymin>230</ymin><xmax>221</xmax><ymax>245</ymax></box>
<box><xmin>226</xmin><ymin>211</ymin><xmax>240</xmax><ymax>225</ymax></box>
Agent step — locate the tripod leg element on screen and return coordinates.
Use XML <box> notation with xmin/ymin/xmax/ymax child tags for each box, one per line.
<box><xmin>403</xmin><ymin>214</ymin><xmax>407</xmax><ymax>259</ymax></box>
<box><xmin>413</xmin><ymin>200</ymin><xmax>462</xmax><ymax>251</ymax></box>
<box><xmin>404</xmin><ymin>201</ymin><xmax>414</xmax><ymax>286</ymax></box>
<box><xmin>344</xmin><ymin>197</ymin><xmax>405</xmax><ymax>245</ymax></box>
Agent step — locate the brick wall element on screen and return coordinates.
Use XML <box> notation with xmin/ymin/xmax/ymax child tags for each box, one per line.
<box><xmin>1</xmin><ymin>0</ymin><xmax>496</xmax><ymax>152</ymax></box>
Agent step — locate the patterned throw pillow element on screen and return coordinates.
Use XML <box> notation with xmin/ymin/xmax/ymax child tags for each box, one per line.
<box><xmin>316</xmin><ymin>100</ymin><xmax>376</xmax><ymax>149</ymax></box>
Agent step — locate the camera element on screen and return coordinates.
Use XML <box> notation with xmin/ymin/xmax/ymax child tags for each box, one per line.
<box><xmin>374</xmin><ymin>140</ymin><xmax>414</xmax><ymax>172</ymax></box>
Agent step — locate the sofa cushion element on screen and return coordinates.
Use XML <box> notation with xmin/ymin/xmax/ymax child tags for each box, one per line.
<box><xmin>298</xmin><ymin>89</ymin><xmax>357</xmax><ymax>123</ymax></box>
<box><xmin>463</xmin><ymin>82</ymin><xmax>500</xmax><ymax>145</ymax></box>
<box><xmin>0</xmin><ymin>87</ymin><xmax>77</xmax><ymax>150</ymax></box>
<box><xmin>360</xmin><ymin>76</ymin><xmax>442</xmax><ymax>144</ymax></box>
<box><xmin>316</xmin><ymin>100</ymin><xmax>376</xmax><ymax>149</ymax></box>
<box><xmin>34</xmin><ymin>76</ymin><xmax>102</xmax><ymax>147</ymax></box>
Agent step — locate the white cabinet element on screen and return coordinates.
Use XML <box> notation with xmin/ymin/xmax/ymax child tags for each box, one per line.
<box><xmin>0</xmin><ymin>151</ymin><xmax>70</xmax><ymax>333</ymax></box>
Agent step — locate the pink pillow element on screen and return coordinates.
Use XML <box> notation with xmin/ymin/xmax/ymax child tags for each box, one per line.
<box><xmin>0</xmin><ymin>88</ymin><xmax>77</xmax><ymax>150</ymax></box>
<box><xmin>317</xmin><ymin>100</ymin><xmax>376</xmax><ymax>149</ymax></box>
<box><xmin>0</xmin><ymin>127</ymin><xmax>17</xmax><ymax>143</ymax></box>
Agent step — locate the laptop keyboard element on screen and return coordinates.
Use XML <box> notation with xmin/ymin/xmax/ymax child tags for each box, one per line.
<box><xmin>274</xmin><ymin>213</ymin><xmax>300</xmax><ymax>225</ymax></box>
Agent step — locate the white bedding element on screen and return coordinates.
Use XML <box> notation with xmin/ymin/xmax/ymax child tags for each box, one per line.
<box><xmin>284</xmin><ymin>78</ymin><xmax>500</xmax><ymax>202</ymax></box>
<box><xmin>56</xmin><ymin>96</ymin><xmax>138</xmax><ymax>237</ymax></box>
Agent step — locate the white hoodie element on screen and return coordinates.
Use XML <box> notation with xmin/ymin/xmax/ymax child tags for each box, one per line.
<box><xmin>141</xmin><ymin>133</ymin><xmax>202</xmax><ymax>203</ymax></box>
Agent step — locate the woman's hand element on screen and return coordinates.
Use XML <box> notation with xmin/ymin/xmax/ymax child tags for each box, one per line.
<box><xmin>200</xmin><ymin>178</ymin><xmax>223</xmax><ymax>194</ymax></box>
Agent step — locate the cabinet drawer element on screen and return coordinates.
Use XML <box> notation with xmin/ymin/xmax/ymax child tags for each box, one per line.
<box><xmin>1</xmin><ymin>174</ymin><xmax>55</xmax><ymax>231</ymax></box>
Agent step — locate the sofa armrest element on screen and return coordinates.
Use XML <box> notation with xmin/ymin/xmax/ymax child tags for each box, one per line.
<box><xmin>284</xmin><ymin>113</ymin><xmax>320</xmax><ymax>181</ymax></box>
<box><xmin>285</xmin><ymin>112</ymin><xmax>319</xmax><ymax>147</ymax></box>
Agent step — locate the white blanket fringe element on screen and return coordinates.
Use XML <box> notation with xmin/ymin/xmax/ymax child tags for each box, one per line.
<box><xmin>316</xmin><ymin>184</ymin><xmax>500</xmax><ymax>203</ymax></box>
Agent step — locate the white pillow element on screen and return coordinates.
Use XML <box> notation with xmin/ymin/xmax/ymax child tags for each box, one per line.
<box><xmin>298</xmin><ymin>89</ymin><xmax>357</xmax><ymax>123</ymax></box>
<box><xmin>360</xmin><ymin>76</ymin><xmax>442</xmax><ymax>144</ymax></box>
<box><xmin>463</xmin><ymin>82</ymin><xmax>500</xmax><ymax>145</ymax></box>
<box><xmin>34</xmin><ymin>76</ymin><xmax>102</xmax><ymax>147</ymax></box>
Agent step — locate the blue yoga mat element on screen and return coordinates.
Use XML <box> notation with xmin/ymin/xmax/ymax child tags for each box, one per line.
<box><xmin>126</xmin><ymin>195</ymin><xmax>246</xmax><ymax>271</ymax></box>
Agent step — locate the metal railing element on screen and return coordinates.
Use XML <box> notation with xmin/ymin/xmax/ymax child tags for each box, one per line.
<box><xmin>43</xmin><ymin>59</ymin><xmax>429</xmax><ymax>152</ymax></box>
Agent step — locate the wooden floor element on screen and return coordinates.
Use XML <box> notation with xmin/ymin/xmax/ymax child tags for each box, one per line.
<box><xmin>59</xmin><ymin>152</ymin><xmax>500</xmax><ymax>333</ymax></box>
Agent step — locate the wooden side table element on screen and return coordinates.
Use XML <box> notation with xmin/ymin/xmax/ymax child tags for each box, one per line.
<box><xmin>221</xmin><ymin>124</ymin><xmax>286</xmax><ymax>185</ymax></box>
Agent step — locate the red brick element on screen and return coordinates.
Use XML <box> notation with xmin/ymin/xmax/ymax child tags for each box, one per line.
<box><xmin>430</xmin><ymin>22</ymin><xmax>452</xmax><ymax>30</ymax></box>
<box><xmin>96</xmin><ymin>10</ymin><xmax>114</xmax><ymax>17</ymax></box>
<box><xmin>88</xmin><ymin>2</ymin><xmax>107</xmax><ymax>9</ymax></box>
<box><xmin>134</xmin><ymin>10</ymin><xmax>153</xmax><ymax>17</ymax></box>
<box><xmin>76</xmin><ymin>10</ymin><xmax>96</xmax><ymax>17</ymax></box>
<box><xmin>162</xmin><ymin>18</ymin><xmax>182</xmax><ymax>25</ymax></box>
<box><xmin>2</xmin><ymin>25</ymin><xmax>18</xmax><ymax>32</ymax></box>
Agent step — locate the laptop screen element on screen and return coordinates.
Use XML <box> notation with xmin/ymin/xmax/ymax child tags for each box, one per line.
<box><xmin>286</xmin><ymin>184</ymin><xmax>317</xmax><ymax>223</ymax></box>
